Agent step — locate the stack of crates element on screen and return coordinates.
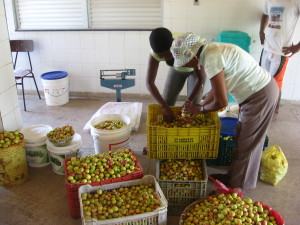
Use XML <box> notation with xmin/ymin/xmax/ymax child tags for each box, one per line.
<box><xmin>64</xmin><ymin>150</ymin><xmax>144</xmax><ymax>218</ymax></box>
<box><xmin>206</xmin><ymin>117</ymin><xmax>269</xmax><ymax>166</ymax></box>
<box><xmin>147</xmin><ymin>104</ymin><xmax>221</xmax><ymax>207</ymax></box>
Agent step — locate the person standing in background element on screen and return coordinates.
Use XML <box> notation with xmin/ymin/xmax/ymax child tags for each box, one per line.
<box><xmin>146</xmin><ymin>27</ymin><xmax>206</xmax><ymax>122</ymax></box>
<box><xmin>259</xmin><ymin>0</ymin><xmax>300</xmax><ymax>116</ymax></box>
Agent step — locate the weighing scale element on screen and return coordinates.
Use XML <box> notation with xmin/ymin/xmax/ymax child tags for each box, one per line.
<box><xmin>100</xmin><ymin>69</ymin><xmax>135</xmax><ymax>102</ymax></box>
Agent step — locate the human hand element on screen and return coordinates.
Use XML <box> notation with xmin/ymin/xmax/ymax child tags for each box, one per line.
<box><xmin>182</xmin><ymin>102</ymin><xmax>201</xmax><ymax>119</ymax></box>
<box><xmin>282</xmin><ymin>44</ymin><xmax>300</xmax><ymax>56</ymax></box>
<box><xmin>162</xmin><ymin>106</ymin><xmax>174</xmax><ymax>123</ymax></box>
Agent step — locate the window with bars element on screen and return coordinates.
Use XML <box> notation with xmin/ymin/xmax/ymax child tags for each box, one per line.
<box><xmin>13</xmin><ymin>0</ymin><xmax>162</xmax><ymax>31</ymax></box>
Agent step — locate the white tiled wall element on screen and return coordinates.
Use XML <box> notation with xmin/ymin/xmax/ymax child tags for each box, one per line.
<box><xmin>3</xmin><ymin>0</ymin><xmax>300</xmax><ymax>100</ymax></box>
<box><xmin>0</xmin><ymin>0</ymin><xmax>22</xmax><ymax>130</ymax></box>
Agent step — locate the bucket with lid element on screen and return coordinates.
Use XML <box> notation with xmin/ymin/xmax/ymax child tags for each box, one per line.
<box><xmin>21</xmin><ymin>124</ymin><xmax>53</xmax><ymax>167</ymax></box>
<box><xmin>0</xmin><ymin>140</ymin><xmax>28</xmax><ymax>186</ymax></box>
<box><xmin>90</xmin><ymin>114</ymin><xmax>132</xmax><ymax>154</ymax></box>
<box><xmin>46</xmin><ymin>133</ymin><xmax>82</xmax><ymax>175</ymax></box>
<box><xmin>40</xmin><ymin>71</ymin><xmax>69</xmax><ymax>106</ymax></box>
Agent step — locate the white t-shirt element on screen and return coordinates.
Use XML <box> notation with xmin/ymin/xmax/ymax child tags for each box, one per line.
<box><xmin>263</xmin><ymin>0</ymin><xmax>300</xmax><ymax>55</ymax></box>
<box><xmin>199</xmin><ymin>43</ymin><xmax>271</xmax><ymax>104</ymax></box>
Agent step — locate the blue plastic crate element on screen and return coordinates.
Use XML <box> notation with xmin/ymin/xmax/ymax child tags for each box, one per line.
<box><xmin>220</xmin><ymin>117</ymin><xmax>238</xmax><ymax>137</ymax></box>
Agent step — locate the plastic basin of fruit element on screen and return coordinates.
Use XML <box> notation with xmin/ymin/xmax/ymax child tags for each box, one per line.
<box><xmin>78</xmin><ymin>175</ymin><xmax>168</xmax><ymax>225</ymax></box>
<box><xmin>156</xmin><ymin>159</ymin><xmax>208</xmax><ymax>206</ymax></box>
<box><xmin>179</xmin><ymin>197</ymin><xmax>285</xmax><ymax>225</ymax></box>
<box><xmin>147</xmin><ymin>104</ymin><xmax>221</xmax><ymax>159</ymax></box>
<box><xmin>64</xmin><ymin>150</ymin><xmax>144</xmax><ymax>218</ymax></box>
<box><xmin>48</xmin><ymin>134</ymin><xmax>74</xmax><ymax>147</ymax></box>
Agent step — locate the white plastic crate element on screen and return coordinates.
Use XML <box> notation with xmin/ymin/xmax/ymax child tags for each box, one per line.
<box><xmin>156</xmin><ymin>159</ymin><xmax>207</xmax><ymax>205</ymax></box>
<box><xmin>78</xmin><ymin>175</ymin><xmax>168</xmax><ymax>225</ymax></box>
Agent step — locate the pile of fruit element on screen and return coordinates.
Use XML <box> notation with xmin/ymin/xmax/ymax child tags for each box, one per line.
<box><xmin>94</xmin><ymin>120</ymin><xmax>127</xmax><ymax>130</ymax></box>
<box><xmin>221</xmin><ymin>135</ymin><xmax>234</xmax><ymax>141</ymax></box>
<box><xmin>81</xmin><ymin>183</ymin><xmax>161</xmax><ymax>220</ymax></box>
<box><xmin>151</xmin><ymin>114</ymin><xmax>214</xmax><ymax>128</ymax></box>
<box><xmin>0</xmin><ymin>130</ymin><xmax>24</xmax><ymax>148</ymax></box>
<box><xmin>181</xmin><ymin>193</ymin><xmax>279</xmax><ymax>225</ymax></box>
<box><xmin>66</xmin><ymin>149</ymin><xmax>141</xmax><ymax>184</ymax></box>
<box><xmin>47</xmin><ymin>125</ymin><xmax>75</xmax><ymax>146</ymax></box>
<box><xmin>159</xmin><ymin>159</ymin><xmax>204</xmax><ymax>181</ymax></box>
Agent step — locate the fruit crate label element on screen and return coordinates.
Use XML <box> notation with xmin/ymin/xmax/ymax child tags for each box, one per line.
<box><xmin>167</xmin><ymin>136</ymin><xmax>199</xmax><ymax>144</ymax></box>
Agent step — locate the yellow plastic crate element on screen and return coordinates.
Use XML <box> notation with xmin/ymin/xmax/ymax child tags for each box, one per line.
<box><xmin>147</xmin><ymin>104</ymin><xmax>221</xmax><ymax>159</ymax></box>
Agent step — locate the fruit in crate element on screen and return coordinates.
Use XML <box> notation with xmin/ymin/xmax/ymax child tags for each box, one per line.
<box><xmin>221</xmin><ymin>135</ymin><xmax>234</xmax><ymax>141</ymax></box>
<box><xmin>160</xmin><ymin>159</ymin><xmax>203</xmax><ymax>181</ymax></box>
<box><xmin>81</xmin><ymin>183</ymin><xmax>161</xmax><ymax>220</ymax></box>
<box><xmin>47</xmin><ymin>125</ymin><xmax>75</xmax><ymax>146</ymax></box>
<box><xmin>94</xmin><ymin>120</ymin><xmax>127</xmax><ymax>130</ymax></box>
<box><xmin>66</xmin><ymin>149</ymin><xmax>141</xmax><ymax>183</ymax></box>
<box><xmin>151</xmin><ymin>114</ymin><xmax>214</xmax><ymax>128</ymax></box>
<box><xmin>181</xmin><ymin>193</ymin><xmax>279</xmax><ymax>225</ymax></box>
<box><xmin>0</xmin><ymin>130</ymin><xmax>24</xmax><ymax>148</ymax></box>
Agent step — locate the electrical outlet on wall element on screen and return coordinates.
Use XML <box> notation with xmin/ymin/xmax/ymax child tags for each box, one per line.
<box><xmin>194</xmin><ymin>0</ymin><xmax>199</xmax><ymax>5</ymax></box>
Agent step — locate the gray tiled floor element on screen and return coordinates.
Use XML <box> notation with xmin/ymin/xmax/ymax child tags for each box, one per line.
<box><xmin>0</xmin><ymin>94</ymin><xmax>299</xmax><ymax>225</ymax></box>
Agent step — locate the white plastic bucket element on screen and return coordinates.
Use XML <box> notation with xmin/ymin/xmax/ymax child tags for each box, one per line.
<box><xmin>46</xmin><ymin>133</ymin><xmax>82</xmax><ymax>175</ymax></box>
<box><xmin>40</xmin><ymin>71</ymin><xmax>69</xmax><ymax>106</ymax></box>
<box><xmin>229</xmin><ymin>104</ymin><xmax>239</xmax><ymax>118</ymax></box>
<box><xmin>218</xmin><ymin>107</ymin><xmax>228</xmax><ymax>117</ymax></box>
<box><xmin>21</xmin><ymin>124</ymin><xmax>53</xmax><ymax>167</ymax></box>
<box><xmin>90</xmin><ymin>114</ymin><xmax>132</xmax><ymax>154</ymax></box>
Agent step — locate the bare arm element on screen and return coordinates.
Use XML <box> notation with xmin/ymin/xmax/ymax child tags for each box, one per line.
<box><xmin>146</xmin><ymin>54</ymin><xmax>174</xmax><ymax>121</ymax></box>
<box><xmin>202</xmin><ymin>70</ymin><xmax>228</xmax><ymax>112</ymax></box>
<box><xmin>260</xmin><ymin>14</ymin><xmax>269</xmax><ymax>45</ymax></box>
<box><xmin>183</xmin><ymin>71</ymin><xmax>228</xmax><ymax>115</ymax></box>
<box><xmin>186</xmin><ymin>65</ymin><xmax>206</xmax><ymax>102</ymax></box>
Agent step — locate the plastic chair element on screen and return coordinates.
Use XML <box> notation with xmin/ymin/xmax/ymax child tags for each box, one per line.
<box><xmin>10</xmin><ymin>40</ymin><xmax>41</xmax><ymax>111</ymax></box>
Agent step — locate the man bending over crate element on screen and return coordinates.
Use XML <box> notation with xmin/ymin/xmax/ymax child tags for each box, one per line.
<box><xmin>170</xmin><ymin>32</ymin><xmax>279</xmax><ymax>191</ymax></box>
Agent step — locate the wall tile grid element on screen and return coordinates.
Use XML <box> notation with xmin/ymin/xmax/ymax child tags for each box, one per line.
<box><xmin>3</xmin><ymin>0</ymin><xmax>300</xmax><ymax>100</ymax></box>
<box><xmin>0</xmin><ymin>0</ymin><xmax>22</xmax><ymax>130</ymax></box>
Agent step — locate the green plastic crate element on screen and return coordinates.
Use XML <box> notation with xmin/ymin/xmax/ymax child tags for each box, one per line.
<box><xmin>217</xmin><ymin>30</ymin><xmax>251</xmax><ymax>53</ymax></box>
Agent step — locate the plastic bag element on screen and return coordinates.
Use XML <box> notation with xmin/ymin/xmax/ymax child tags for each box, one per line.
<box><xmin>260</xmin><ymin>145</ymin><xmax>288</xmax><ymax>186</ymax></box>
<box><xmin>209</xmin><ymin>176</ymin><xmax>244</xmax><ymax>198</ymax></box>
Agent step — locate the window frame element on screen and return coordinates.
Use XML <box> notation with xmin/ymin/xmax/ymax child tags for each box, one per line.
<box><xmin>12</xmin><ymin>0</ymin><xmax>162</xmax><ymax>31</ymax></box>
